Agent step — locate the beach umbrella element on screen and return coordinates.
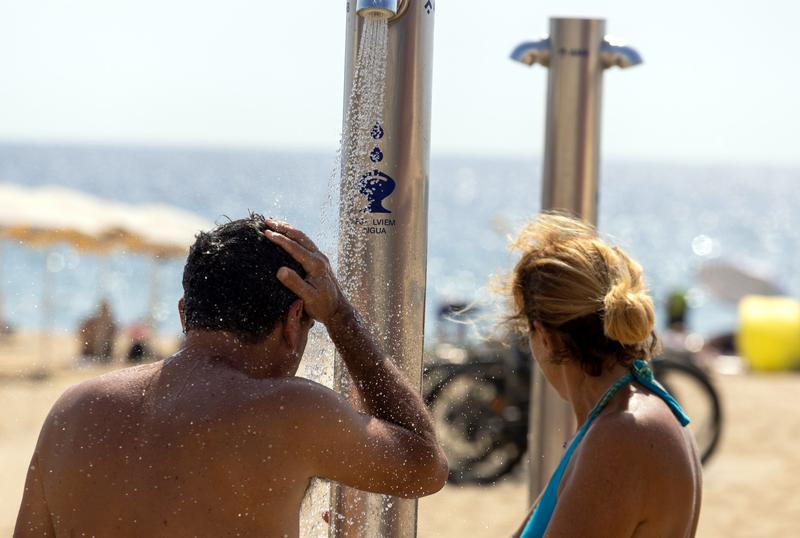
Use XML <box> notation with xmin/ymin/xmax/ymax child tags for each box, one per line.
<box><xmin>0</xmin><ymin>183</ymin><xmax>212</xmax><ymax>256</ymax></box>
<box><xmin>111</xmin><ymin>203</ymin><xmax>212</xmax><ymax>258</ymax></box>
<box><xmin>0</xmin><ymin>183</ymin><xmax>113</xmax><ymax>251</ymax></box>
<box><xmin>0</xmin><ymin>184</ymin><xmax>109</xmax><ymax>368</ymax></box>
<box><xmin>100</xmin><ymin>202</ymin><xmax>212</xmax><ymax>329</ymax></box>
<box><xmin>0</xmin><ymin>182</ymin><xmax>213</xmax><ymax>356</ymax></box>
<box><xmin>697</xmin><ymin>260</ymin><xmax>783</xmax><ymax>303</ymax></box>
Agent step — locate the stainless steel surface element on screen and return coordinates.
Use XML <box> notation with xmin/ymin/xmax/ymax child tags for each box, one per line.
<box><xmin>356</xmin><ymin>0</ymin><xmax>399</xmax><ymax>18</ymax></box>
<box><xmin>331</xmin><ymin>1</ymin><xmax>435</xmax><ymax>537</ymax></box>
<box><xmin>540</xmin><ymin>18</ymin><xmax>606</xmax><ymax>224</ymax></box>
<box><xmin>511</xmin><ymin>17</ymin><xmax>642</xmax><ymax>501</ymax></box>
<box><xmin>389</xmin><ymin>0</ymin><xmax>411</xmax><ymax>21</ymax></box>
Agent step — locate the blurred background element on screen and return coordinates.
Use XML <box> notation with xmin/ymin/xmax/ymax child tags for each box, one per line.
<box><xmin>1</xmin><ymin>0</ymin><xmax>799</xmax><ymax>536</ymax></box>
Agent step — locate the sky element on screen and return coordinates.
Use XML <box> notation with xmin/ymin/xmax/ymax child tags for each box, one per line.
<box><xmin>1</xmin><ymin>0</ymin><xmax>799</xmax><ymax>165</ymax></box>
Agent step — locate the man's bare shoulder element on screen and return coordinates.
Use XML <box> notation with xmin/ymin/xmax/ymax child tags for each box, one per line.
<box><xmin>239</xmin><ymin>376</ymin><xmax>351</xmax><ymax>422</ymax></box>
<box><xmin>235</xmin><ymin>376</ymin><xmax>375</xmax><ymax>450</ymax></box>
<box><xmin>48</xmin><ymin>362</ymin><xmax>162</xmax><ymax>418</ymax></box>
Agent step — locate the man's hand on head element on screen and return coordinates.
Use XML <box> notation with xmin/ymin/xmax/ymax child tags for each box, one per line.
<box><xmin>264</xmin><ymin>219</ymin><xmax>351</xmax><ymax>327</ymax></box>
<box><xmin>265</xmin><ymin>219</ymin><xmax>448</xmax><ymax>496</ymax></box>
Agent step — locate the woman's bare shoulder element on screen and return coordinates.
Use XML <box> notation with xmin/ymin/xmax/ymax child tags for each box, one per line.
<box><xmin>597</xmin><ymin>389</ymin><xmax>692</xmax><ymax>453</ymax></box>
<box><xmin>581</xmin><ymin>388</ymin><xmax>699</xmax><ymax>497</ymax></box>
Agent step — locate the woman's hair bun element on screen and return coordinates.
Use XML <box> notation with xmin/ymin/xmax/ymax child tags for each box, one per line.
<box><xmin>602</xmin><ymin>255</ymin><xmax>655</xmax><ymax>345</ymax></box>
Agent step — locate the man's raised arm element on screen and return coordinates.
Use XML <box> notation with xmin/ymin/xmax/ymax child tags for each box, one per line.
<box><xmin>265</xmin><ymin>220</ymin><xmax>447</xmax><ymax>496</ymax></box>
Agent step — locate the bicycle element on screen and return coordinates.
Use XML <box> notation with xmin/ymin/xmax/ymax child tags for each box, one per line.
<box><xmin>424</xmin><ymin>347</ymin><xmax>723</xmax><ymax>485</ymax></box>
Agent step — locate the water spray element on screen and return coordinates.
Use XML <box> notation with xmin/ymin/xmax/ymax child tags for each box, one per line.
<box><xmin>331</xmin><ymin>1</ymin><xmax>435</xmax><ymax>537</ymax></box>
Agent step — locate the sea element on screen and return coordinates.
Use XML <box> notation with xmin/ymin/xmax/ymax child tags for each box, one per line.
<box><xmin>1</xmin><ymin>142</ymin><xmax>799</xmax><ymax>342</ymax></box>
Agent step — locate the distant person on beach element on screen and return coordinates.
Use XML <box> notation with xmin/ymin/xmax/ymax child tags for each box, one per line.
<box><xmin>15</xmin><ymin>214</ymin><xmax>447</xmax><ymax>537</ymax></box>
<box><xmin>0</xmin><ymin>302</ymin><xmax>13</xmax><ymax>337</ymax></box>
<box><xmin>509</xmin><ymin>214</ymin><xmax>701</xmax><ymax>538</ymax></box>
<box><xmin>661</xmin><ymin>289</ymin><xmax>695</xmax><ymax>353</ymax></box>
<box><xmin>666</xmin><ymin>289</ymin><xmax>689</xmax><ymax>333</ymax></box>
<box><xmin>662</xmin><ymin>289</ymin><xmax>735</xmax><ymax>361</ymax></box>
<box><xmin>78</xmin><ymin>300</ymin><xmax>116</xmax><ymax>362</ymax></box>
<box><xmin>124</xmin><ymin>321</ymin><xmax>155</xmax><ymax>363</ymax></box>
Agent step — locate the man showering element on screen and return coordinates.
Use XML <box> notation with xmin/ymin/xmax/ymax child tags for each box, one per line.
<box><xmin>15</xmin><ymin>214</ymin><xmax>448</xmax><ymax>537</ymax></box>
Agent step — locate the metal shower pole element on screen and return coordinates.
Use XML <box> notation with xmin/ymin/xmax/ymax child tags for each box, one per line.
<box><xmin>511</xmin><ymin>17</ymin><xmax>642</xmax><ymax>500</ymax></box>
<box><xmin>332</xmin><ymin>1</ymin><xmax>435</xmax><ymax>536</ymax></box>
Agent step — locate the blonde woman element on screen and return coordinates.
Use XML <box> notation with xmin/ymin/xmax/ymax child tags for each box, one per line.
<box><xmin>511</xmin><ymin>213</ymin><xmax>701</xmax><ymax>538</ymax></box>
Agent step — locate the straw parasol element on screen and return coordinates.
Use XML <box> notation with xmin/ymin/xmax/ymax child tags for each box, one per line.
<box><xmin>0</xmin><ymin>183</ymin><xmax>214</xmax><ymax>366</ymax></box>
<box><xmin>111</xmin><ymin>203</ymin><xmax>214</xmax><ymax>258</ymax></box>
<box><xmin>0</xmin><ymin>183</ymin><xmax>212</xmax><ymax>256</ymax></box>
<box><xmin>0</xmin><ymin>183</ymin><xmax>107</xmax><ymax>251</ymax></box>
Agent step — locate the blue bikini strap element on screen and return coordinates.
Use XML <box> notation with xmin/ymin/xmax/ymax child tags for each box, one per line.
<box><xmin>630</xmin><ymin>360</ymin><xmax>691</xmax><ymax>427</ymax></box>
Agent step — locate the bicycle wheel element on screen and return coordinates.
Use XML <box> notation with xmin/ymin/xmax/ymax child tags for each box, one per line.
<box><xmin>652</xmin><ymin>357</ymin><xmax>723</xmax><ymax>464</ymax></box>
<box><xmin>427</xmin><ymin>372</ymin><xmax>526</xmax><ymax>484</ymax></box>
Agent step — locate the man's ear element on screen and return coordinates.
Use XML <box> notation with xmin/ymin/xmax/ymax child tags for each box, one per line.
<box><xmin>282</xmin><ymin>299</ymin><xmax>305</xmax><ymax>349</ymax></box>
<box><xmin>178</xmin><ymin>297</ymin><xmax>187</xmax><ymax>333</ymax></box>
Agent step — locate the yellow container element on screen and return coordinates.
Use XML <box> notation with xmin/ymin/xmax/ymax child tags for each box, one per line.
<box><xmin>737</xmin><ymin>295</ymin><xmax>800</xmax><ymax>371</ymax></box>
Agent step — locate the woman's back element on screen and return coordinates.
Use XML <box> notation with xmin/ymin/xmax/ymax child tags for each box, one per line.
<box><xmin>547</xmin><ymin>383</ymin><xmax>702</xmax><ymax>537</ymax></box>
<box><xmin>507</xmin><ymin>212</ymin><xmax>702</xmax><ymax>537</ymax></box>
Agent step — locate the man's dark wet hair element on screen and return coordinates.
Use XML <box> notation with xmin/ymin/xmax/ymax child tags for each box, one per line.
<box><xmin>181</xmin><ymin>213</ymin><xmax>307</xmax><ymax>343</ymax></box>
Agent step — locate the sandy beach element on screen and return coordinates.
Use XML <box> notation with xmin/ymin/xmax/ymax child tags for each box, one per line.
<box><xmin>2</xmin><ymin>331</ymin><xmax>799</xmax><ymax>537</ymax></box>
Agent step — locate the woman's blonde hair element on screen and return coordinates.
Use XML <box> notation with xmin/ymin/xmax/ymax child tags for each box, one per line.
<box><xmin>508</xmin><ymin>212</ymin><xmax>658</xmax><ymax>375</ymax></box>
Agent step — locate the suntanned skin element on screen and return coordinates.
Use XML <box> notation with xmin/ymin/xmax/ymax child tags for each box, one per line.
<box><xmin>15</xmin><ymin>220</ymin><xmax>448</xmax><ymax>538</ymax></box>
<box><xmin>512</xmin><ymin>323</ymin><xmax>702</xmax><ymax>538</ymax></box>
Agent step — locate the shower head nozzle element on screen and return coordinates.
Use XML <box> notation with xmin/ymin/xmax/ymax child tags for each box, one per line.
<box><xmin>356</xmin><ymin>0</ymin><xmax>399</xmax><ymax>19</ymax></box>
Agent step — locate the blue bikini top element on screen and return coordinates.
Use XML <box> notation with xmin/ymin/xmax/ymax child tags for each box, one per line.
<box><xmin>520</xmin><ymin>359</ymin><xmax>691</xmax><ymax>538</ymax></box>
